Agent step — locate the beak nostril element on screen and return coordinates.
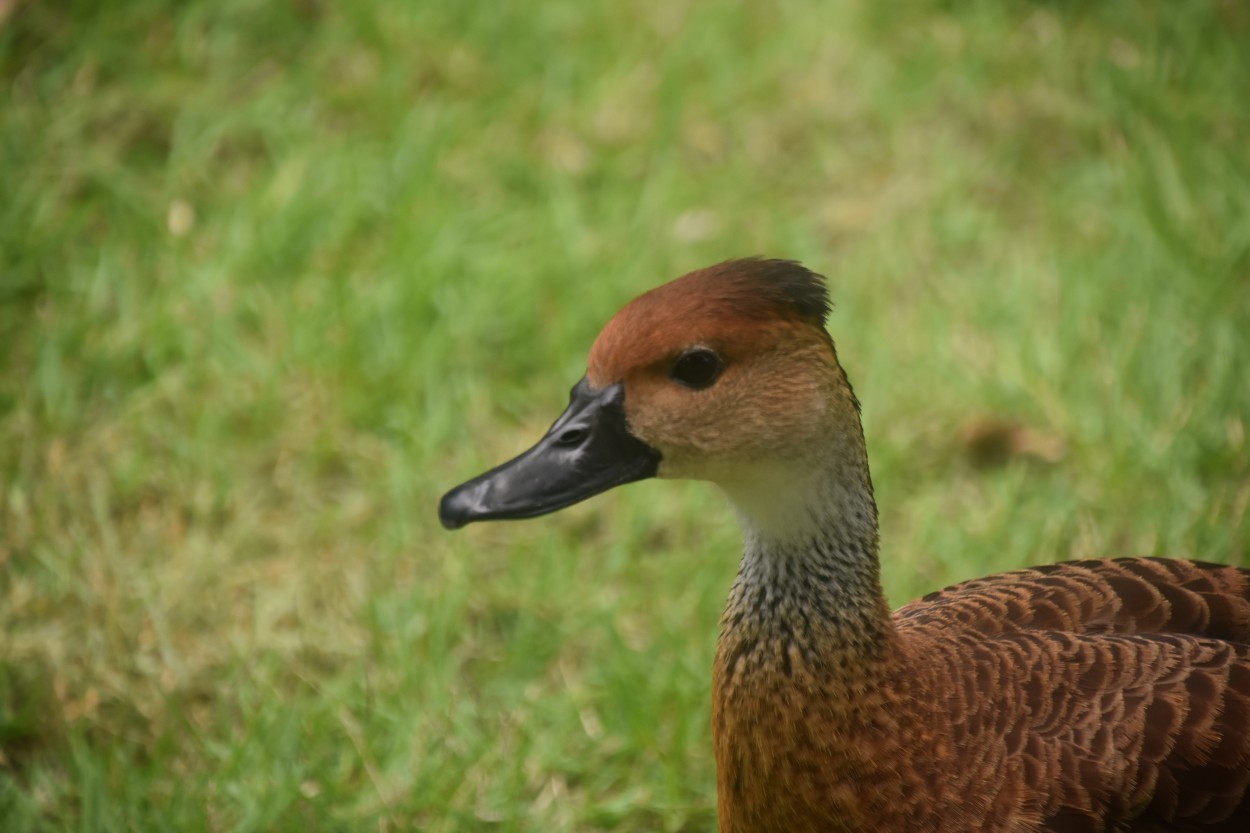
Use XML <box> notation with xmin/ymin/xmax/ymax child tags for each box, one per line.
<box><xmin>557</xmin><ymin>427</ymin><xmax>588</xmax><ymax>446</ymax></box>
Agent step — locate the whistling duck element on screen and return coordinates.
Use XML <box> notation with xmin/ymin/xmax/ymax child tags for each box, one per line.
<box><xmin>439</xmin><ymin>258</ymin><xmax>1250</xmax><ymax>832</ymax></box>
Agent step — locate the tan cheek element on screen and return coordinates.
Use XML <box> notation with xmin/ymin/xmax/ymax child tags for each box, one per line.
<box><xmin>621</xmin><ymin>374</ymin><xmax>681</xmax><ymax>449</ymax></box>
<box><xmin>622</xmin><ymin>370</ymin><xmax>752</xmax><ymax>456</ymax></box>
<box><xmin>636</xmin><ymin>361</ymin><xmax>835</xmax><ymax>462</ymax></box>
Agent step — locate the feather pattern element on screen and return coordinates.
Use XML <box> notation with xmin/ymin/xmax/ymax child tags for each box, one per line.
<box><xmin>714</xmin><ymin>555</ymin><xmax>1250</xmax><ymax>833</ymax></box>
<box><xmin>895</xmin><ymin>558</ymin><xmax>1250</xmax><ymax>832</ymax></box>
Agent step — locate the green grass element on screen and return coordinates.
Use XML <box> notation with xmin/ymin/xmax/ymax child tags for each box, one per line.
<box><xmin>2</xmin><ymin>0</ymin><xmax>1248</xmax><ymax>829</ymax></box>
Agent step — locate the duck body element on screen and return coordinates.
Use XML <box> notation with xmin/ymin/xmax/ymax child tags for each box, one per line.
<box><xmin>439</xmin><ymin>258</ymin><xmax>1250</xmax><ymax>832</ymax></box>
<box><xmin>716</xmin><ymin>555</ymin><xmax>1250</xmax><ymax>832</ymax></box>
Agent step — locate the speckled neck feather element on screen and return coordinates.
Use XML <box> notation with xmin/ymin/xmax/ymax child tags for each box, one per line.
<box><xmin>720</xmin><ymin>457</ymin><xmax>893</xmax><ymax>677</ymax></box>
<box><xmin>712</xmin><ymin>428</ymin><xmax>909</xmax><ymax>833</ymax></box>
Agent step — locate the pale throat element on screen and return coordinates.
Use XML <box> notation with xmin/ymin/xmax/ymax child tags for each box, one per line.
<box><xmin>714</xmin><ymin>447</ymin><xmax>891</xmax><ymax>653</ymax></box>
<box><xmin>717</xmin><ymin>448</ymin><xmax>878</xmax><ymax>552</ymax></box>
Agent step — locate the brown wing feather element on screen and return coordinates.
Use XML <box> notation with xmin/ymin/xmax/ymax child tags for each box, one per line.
<box><xmin>899</xmin><ymin>558</ymin><xmax>1250</xmax><ymax>831</ymax></box>
<box><xmin>897</xmin><ymin>557</ymin><xmax>1250</xmax><ymax>641</ymax></box>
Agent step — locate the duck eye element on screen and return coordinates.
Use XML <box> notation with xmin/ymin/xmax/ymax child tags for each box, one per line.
<box><xmin>670</xmin><ymin>347</ymin><xmax>723</xmax><ymax>390</ymax></box>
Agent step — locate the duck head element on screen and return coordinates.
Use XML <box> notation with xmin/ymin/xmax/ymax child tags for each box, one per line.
<box><xmin>439</xmin><ymin>258</ymin><xmax>867</xmax><ymax>535</ymax></box>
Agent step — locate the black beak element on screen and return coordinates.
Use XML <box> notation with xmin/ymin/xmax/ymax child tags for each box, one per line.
<box><xmin>438</xmin><ymin>378</ymin><xmax>661</xmax><ymax>529</ymax></box>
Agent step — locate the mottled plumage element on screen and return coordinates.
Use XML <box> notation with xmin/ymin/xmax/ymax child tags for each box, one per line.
<box><xmin>441</xmin><ymin>259</ymin><xmax>1250</xmax><ymax>832</ymax></box>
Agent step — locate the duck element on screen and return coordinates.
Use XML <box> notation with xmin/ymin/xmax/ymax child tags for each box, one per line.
<box><xmin>439</xmin><ymin>258</ymin><xmax>1250</xmax><ymax>832</ymax></box>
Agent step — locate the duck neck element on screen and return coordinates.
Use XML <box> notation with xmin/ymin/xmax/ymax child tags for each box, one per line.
<box><xmin>711</xmin><ymin>444</ymin><xmax>901</xmax><ymax>831</ymax></box>
<box><xmin>715</xmin><ymin>441</ymin><xmax>896</xmax><ymax>689</ymax></box>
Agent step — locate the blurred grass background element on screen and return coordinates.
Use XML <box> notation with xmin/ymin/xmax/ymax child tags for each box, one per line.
<box><xmin>1</xmin><ymin>0</ymin><xmax>1248</xmax><ymax>830</ymax></box>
